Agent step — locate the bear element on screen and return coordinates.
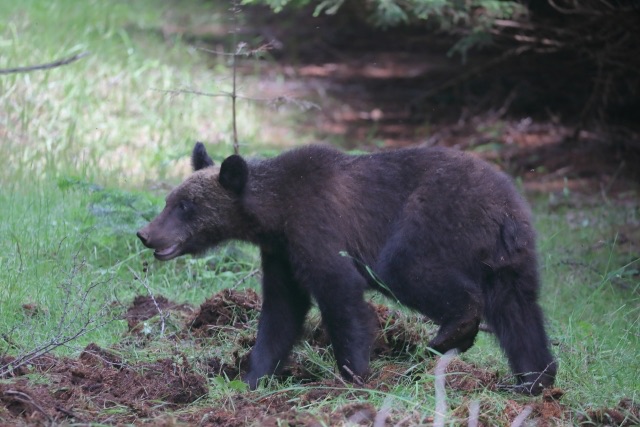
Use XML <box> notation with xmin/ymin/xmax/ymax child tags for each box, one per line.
<box><xmin>137</xmin><ymin>142</ymin><xmax>557</xmax><ymax>395</ymax></box>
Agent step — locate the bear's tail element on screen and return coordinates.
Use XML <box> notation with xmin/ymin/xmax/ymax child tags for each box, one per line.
<box><xmin>483</xmin><ymin>220</ymin><xmax>557</xmax><ymax>395</ymax></box>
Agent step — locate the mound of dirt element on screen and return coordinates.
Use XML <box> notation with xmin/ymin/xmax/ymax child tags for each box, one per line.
<box><xmin>445</xmin><ymin>359</ymin><xmax>499</xmax><ymax>392</ymax></box>
<box><xmin>193</xmin><ymin>291</ymin><xmax>432</xmax><ymax>385</ymax></box>
<box><xmin>371</xmin><ymin>304</ymin><xmax>426</xmax><ymax>357</ymax></box>
<box><xmin>189</xmin><ymin>289</ymin><xmax>261</xmax><ymax>332</ymax></box>
<box><xmin>5</xmin><ymin>287</ymin><xmax>637</xmax><ymax>425</ymax></box>
<box><xmin>293</xmin><ymin>303</ymin><xmax>428</xmax><ymax>358</ymax></box>
<box><xmin>124</xmin><ymin>294</ymin><xmax>194</xmax><ymax>330</ymax></box>
<box><xmin>576</xmin><ymin>398</ymin><xmax>640</xmax><ymax>427</ymax></box>
<box><xmin>188</xmin><ymin>289</ymin><xmax>261</xmax><ymax>381</ymax></box>
<box><xmin>0</xmin><ymin>344</ymin><xmax>207</xmax><ymax>425</ymax></box>
<box><xmin>192</xmin><ymin>393</ymin><xmax>317</xmax><ymax>427</ymax></box>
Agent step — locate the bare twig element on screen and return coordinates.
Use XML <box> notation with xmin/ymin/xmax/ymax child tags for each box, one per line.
<box><xmin>434</xmin><ymin>349</ymin><xmax>459</xmax><ymax>427</ymax></box>
<box><xmin>155</xmin><ymin>3</ymin><xmax>318</xmax><ymax>156</ymax></box>
<box><xmin>55</xmin><ymin>405</ymin><xmax>85</xmax><ymax>422</ymax></box>
<box><xmin>152</xmin><ymin>88</ymin><xmax>319</xmax><ymax>110</ymax></box>
<box><xmin>510</xmin><ymin>405</ymin><xmax>533</xmax><ymax>427</ymax></box>
<box><xmin>468</xmin><ymin>400</ymin><xmax>480</xmax><ymax>427</ymax></box>
<box><xmin>374</xmin><ymin>397</ymin><xmax>393</xmax><ymax>427</ymax></box>
<box><xmin>231</xmin><ymin>268</ymin><xmax>261</xmax><ymax>289</ymax></box>
<box><xmin>0</xmin><ymin>51</ymin><xmax>90</xmax><ymax>74</ymax></box>
<box><xmin>393</xmin><ymin>414</ymin><xmax>414</xmax><ymax>427</ymax></box>
<box><xmin>229</xmin><ymin>0</ymin><xmax>242</xmax><ymax>155</ymax></box>
<box><xmin>152</xmin><ymin>88</ymin><xmax>231</xmax><ymax>98</ymax></box>
<box><xmin>342</xmin><ymin>365</ymin><xmax>365</xmax><ymax>386</ymax></box>
<box><xmin>198</xmin><ymin>43</ymin><xmax>274</xmax><ymax>58</ymax></box>
<box><xmin>231</xmin><ymin>42</ymin><xmax>245</xmax><ymax>155</ymax></box>
<box><xmin>0</xmin><ymin>252</ymin><xmax>115</xmax><ymax>378</ymax></box>
<box><xmin>129</xmin><ymin>265</ymin><xmax>166</xmax><ymax>336</ymax></box>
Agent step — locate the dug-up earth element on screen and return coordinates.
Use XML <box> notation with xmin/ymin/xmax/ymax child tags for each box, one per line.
<box><xmin>2</xmin><ymin>289</ymin><xmax>639</xmax><ymax>426</ymax></box>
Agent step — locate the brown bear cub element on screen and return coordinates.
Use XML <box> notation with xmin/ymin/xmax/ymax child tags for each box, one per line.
<box><xmin>137</xmin><ymin>142</ymin><xmax>557</xmax><ymax>395</ymax></box>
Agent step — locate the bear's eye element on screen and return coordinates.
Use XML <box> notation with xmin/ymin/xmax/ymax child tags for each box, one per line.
<box><xmin>179</xmin><ymin>200</ymin><xmax>194</xmax><ymax>212</ymax></box>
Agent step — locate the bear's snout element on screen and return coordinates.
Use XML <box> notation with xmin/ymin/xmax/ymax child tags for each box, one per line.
<box><xmin>136</xmin><ymin>229</ymin><xmax>151</xmax><ymax>247</ymax></box>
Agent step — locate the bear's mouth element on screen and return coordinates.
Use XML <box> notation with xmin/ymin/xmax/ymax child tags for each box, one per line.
<box><xmin>154</xmin><ymin>244</ymin><xmax>181</xmax><ymax>261</ymax></box>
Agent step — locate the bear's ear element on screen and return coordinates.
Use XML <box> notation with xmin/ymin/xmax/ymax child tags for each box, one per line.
<box><xmin>219</xmin><ymin>154</ymin><xmax>248</xmax><ymax>195</ymax></box>
<box><xmin>192</xmin><ymin>142</ymin><xmax>214</xmax><ymax>171</ymax></box>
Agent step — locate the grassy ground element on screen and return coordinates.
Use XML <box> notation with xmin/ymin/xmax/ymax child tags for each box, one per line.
<box><xmin>1</xmin><ymin>0</ymin><xmax>638</xmax><ymax>425</ymax></box>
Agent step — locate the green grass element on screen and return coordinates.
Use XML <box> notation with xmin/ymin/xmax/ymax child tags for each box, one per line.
<box><xmin>0</xmin><ymin>0</ymin><xmax>305</xmax><ymax>187</ymax></box>
<box><xmin>536</xmin><ymin>203</ymin><xmax>640</xmax><ymax>407</ymax></box>
<box><xmin>1</xmin><ymin>0</ymin><xmax>639</xmax><ymax>425</ymax></box>
<box><xmin>0</xmin><ymin>0</ymin><xmax>270</xmax><ymax>358</ymax></box>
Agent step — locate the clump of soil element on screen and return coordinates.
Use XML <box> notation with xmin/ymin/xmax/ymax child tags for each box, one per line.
<box><xmin>124</xmin><ymin>294</ymin><xmax>193</xmax><ymax>330</ymax></box>
<box><xmin>79</xmin><ymin>342</ymin><xmax>123</xmax><ymax>368</ymax></box>
<box><xmin>0</xmin><ymin>344</ymin><xmax>208</xmax><ymax>425</ymax></box>
<box><xmin>189</xmin><ymin>289</ymin><xmax>261</xmax><ymax>332</ymax></box>
<box><xmin>576</xmin><ymin>398</ymin><xmax>640</xmax><ymax>427</ymax></box>
<box><xmin>297</xmin><ymin>303</ymin><xmax>429</xmax><ymax>358</ymax></box>
<box><xmin>187</xmin><ymin>391</ymin><xmax>382</xmax><ymax>426</ymax></box>
<box><xmin>444</xmin><ymin>359</ymin><xmax>499</xmax><ymax>392</ymax></box>
<box><xmin>188</xmin><ymin>289</ymin><xmax>261</xmax><ymax>381</ymax></box>
<box><xmin>191</xmin><ymin>394</ymin><xmax>319</xmax><ymax>427</ymax></box>
<box><xmin>371</xmin><ymin>303</ymin><xmax>427</xmax><ymax>357</ymax></box>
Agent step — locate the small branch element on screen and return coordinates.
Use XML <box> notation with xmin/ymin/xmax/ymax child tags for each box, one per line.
<box><xmin>342</xmin><ymin>365</ymin><xmax>365</xmax><ymax>386</ymax></box>
<box><xmin>0</xmin><ymin>253</ymin><xmax>115</xmax><ymax>378</ymax></box>
<box><xmin>0</xmin><ymin>51</ymin><xmax>90</xmax><ymax>74</ymax></box>
<box><xmin>152</xmin><ymin>88</ymin><xmax>319</xmax><ymax>110</ymax></box>
<box><xmin>510</xmin><ymin>405</ymin><xmax>533</xmax><ymax>427</ymax></box>
<box><xmin>229</xmin><ymin>0</ymin><xmax>243</xmax><ymax>155</ymax></box>
<box><xmin>394</xmin><ymin>414</ymin><xmax>414</xmax><ymax>427</ymax></box>
<box><xmin>152</xmin><ymin>88</ymin><xmax>231</xmax><ymax>98</ymax></box>
<box><xmin>231</xmin><ymin>268</ymin><xmax>261</xmax><ymax>289</ymax></box>
<box><xmin>129</xmin><ymin>266</ymin><xmax>166</xmax><ymax>336</ymax></box>
<box><xmin>374</xmin><ymin>397</ymin><xmax>393</xmax><ymax>427</ymax></box>
<box><xmin>55</xmin><ymin>405</ymin><xmax>85</xmax><ymax>423</ymax></box>
<box><xmin>434</xmin><ymin>349</ymin><xmax>458</xmax><ymax>427</ymax></box>
<box><xmin>232</xmin><ymin>43</ymin><xmax>245</xmax><ymax>155</ymax></box>
<box><xmin>468</xmin><ymin>400</ymin><xmax>480</xmax><ymax>427</ymax></box>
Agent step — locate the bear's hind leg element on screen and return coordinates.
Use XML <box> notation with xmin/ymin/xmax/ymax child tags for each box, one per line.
<box><xmin>375</xmin><ymin>233</ymin><xmax>483</xmax><ymax>355</ymax></box>
<box><xmin>427</xmin><ymin>305</ymin><xmax>481</xmax><ymax>355</ymax></box>
<box><xmin>397</xmin><ymin>273</ymin><xmax>482</xmax><ymax>356</ymax></box>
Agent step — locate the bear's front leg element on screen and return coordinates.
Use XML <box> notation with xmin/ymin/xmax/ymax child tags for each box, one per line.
<box><xmin>244</xmin><ymin>251</ymin><xmax>310</xmax><ymax>389</ymax></box>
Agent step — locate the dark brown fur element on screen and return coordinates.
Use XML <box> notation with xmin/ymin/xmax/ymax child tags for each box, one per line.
<box><xmin>137</xmin><ymin>143</ymin><xmax>557</xmax><ymax>394</ymax></box>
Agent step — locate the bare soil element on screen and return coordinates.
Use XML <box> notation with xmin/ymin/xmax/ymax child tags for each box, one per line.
<box><xmin>0</xmin><ymin>346</ymin><xmax>207</xmax><ymax>425</ymax></box>
<box><xmin>2</xmin><ymin>290</ymin><xmax>639</xmax><ymax>425</ymax></box>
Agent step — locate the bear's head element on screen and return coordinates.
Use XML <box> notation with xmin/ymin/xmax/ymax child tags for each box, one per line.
<box><xmin>136</xmin><ymin>142</ymin><xmax>249</xmax><ymax>260</ymax></box>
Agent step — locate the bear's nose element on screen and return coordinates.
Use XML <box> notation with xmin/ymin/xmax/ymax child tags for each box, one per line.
<box><xmin>137</xmin><ymin>230</ymin><xmax>149</xmax><ymax>246</ymax></box>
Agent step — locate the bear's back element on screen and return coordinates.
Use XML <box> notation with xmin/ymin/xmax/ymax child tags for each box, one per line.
<box><xmin>244</xmin><ymin>145</ymin><xmax>533</xmax><ymax>269</ymax></box>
